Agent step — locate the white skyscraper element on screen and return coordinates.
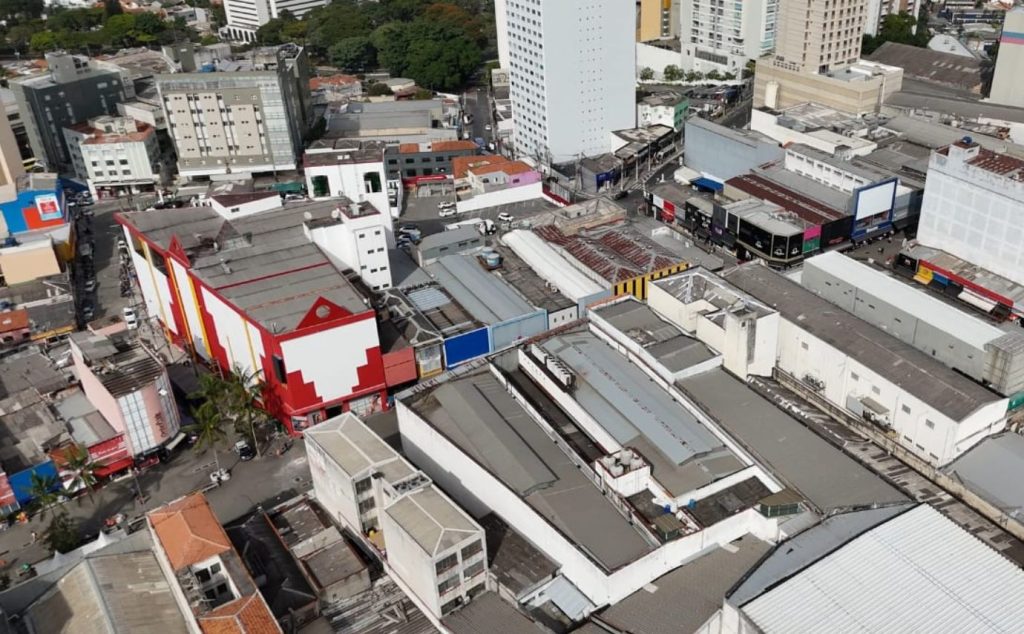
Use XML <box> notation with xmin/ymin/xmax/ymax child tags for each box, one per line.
<box><xmin>506</xmin><ymin>0</ymin><xmax>635</xmax><ymax>164</ymax></box>
<box><xmin>680</xmin><ymin>0</ymin><xmax>779</xmax><ymax>74</ymax></box>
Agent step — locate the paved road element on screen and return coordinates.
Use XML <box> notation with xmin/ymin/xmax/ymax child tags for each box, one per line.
<box><xmin>463</xmin><ymin>87</ymin><xmax>494</xmax><ymax>144</ymax></box>
<box><xmin>0</xmin><ymin>438</ymin><xmax>310</xmax><ymax>575</ymax></box>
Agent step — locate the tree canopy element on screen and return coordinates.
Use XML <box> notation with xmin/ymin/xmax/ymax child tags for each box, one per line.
<box><xmin>862</xmin><ymin>11</ymin><xmax>931</xmax><ymax>55</ymax></box>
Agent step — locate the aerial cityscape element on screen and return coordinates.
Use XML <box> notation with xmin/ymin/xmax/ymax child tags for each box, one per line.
<box><xmin>0</xmin><ymin>0</ymin><xmax>1020</xmax><ymax>631</ymax></box>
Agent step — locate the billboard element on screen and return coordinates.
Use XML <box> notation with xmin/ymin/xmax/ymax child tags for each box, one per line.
<box><xmin>853</xmin><ymin>178</ymin><xmax>897</xmax><ymax>222</ymax></box>
<box><xmin>34</xmin><ymin>194</ymin><xmax>62</xmax><ymax>222</ymax></box>
<box><xmin>443</xmin><ymin>327</ymin><xmax>490</xmax><ymax>368</ymax></box>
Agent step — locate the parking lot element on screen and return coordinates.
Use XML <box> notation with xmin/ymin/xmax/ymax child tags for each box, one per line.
<box><xmin>399</xmin><ymin>189</ymin><xmax>557</xmax><ymax>237</ymax></box>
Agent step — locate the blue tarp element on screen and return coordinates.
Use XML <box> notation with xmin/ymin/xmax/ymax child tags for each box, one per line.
<box><xmin>692</xmin><ymin>177</ymin><xmax>723</xmax><ymax>192</ymax></box>
<box><xmin>9</xmin><ymin>461</ymin><xmax>59</xmax><ymax>506</ymax></box>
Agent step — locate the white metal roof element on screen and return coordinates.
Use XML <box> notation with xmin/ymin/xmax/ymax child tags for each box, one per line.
<box><xmin>742</xmin><ymin>504</ymin><xmax>1024</xmax><ymax>633</ymax></box>
<box><xmin>804</xmin><ymin>251</ymin><xmax>1004</xmax><ymax>351</ymax></box>
<box><xmin>501</xmin><ymin>230</ymin><xmax>602</xmax><ymax>301</ymax></box>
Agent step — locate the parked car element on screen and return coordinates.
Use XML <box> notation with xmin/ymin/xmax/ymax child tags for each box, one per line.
<box><xmin>437</xmin><ymin>201</ymin><xmax>455</xmax><ymax>210</ymax></box>
<box><xmin>439</xmin><ymin>206</ymin><xmax>458</xmax><ymax>218</ymax></box>
<box><xmin>83</xmin><ymin>279</ymin><xmax>96</xmax><ymax>293</ymax></box>
<box><xmin>497</xmin><ymin>212</ymin><xmax>514</xmax><ymax>224</ymax></box>
<box><xmin>123</xmin><ymin>306</ymin><xmax>139</xmax><ymax>330</ymax></box>
<box><xmin>398</xmin><ymin>223</ymin><xmax>419</xmax><ymax>234</ymax></box>
<box><xmin>283</xmin><ymin>193</ymin><xmax>305</xmax><ymax>202</ymax></box>
<box><xmin>234</xmin><ymin>440</ymin><xmax>255</xmax><ymax>461</ymax></box>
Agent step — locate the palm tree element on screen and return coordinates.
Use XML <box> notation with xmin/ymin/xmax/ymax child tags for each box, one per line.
<box><xmin>224</xmin><ymin>365</ymin><xmax>267</xmax><ymax>458</ymax></box>
<box><xmin>26</xmin><ymin>473</ymin><xmax>62</xmax><ymax>522</ymax></box>
<box><xmin>63</xmin><ymin>445</ymin><xmax>99</xmax><ymax>506</ymax></box>
<box><xmin>188</xmin><ymin>400</ymin><xmax>227</xmax><ymax>472</ymax></box>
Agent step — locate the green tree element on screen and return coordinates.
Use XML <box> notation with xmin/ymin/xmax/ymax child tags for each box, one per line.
<box><xmin>329</xmin><ymin>36</ymin><xmax>376</xmax><ymax>72</ymax></box>
<box><xmin>103</xmin><ymin>13</ymin><xmax>137</xmax><ymax>47</ymax></box>
<box><xmin>26</xmin><ymin>472</ymin><xmax>61</xmax><ymax>522</ymax></box>
<box><xmin>663</xmin><ymin>65</ymin><xmax>683</xmax><ymax>81</ymax></box>
<box><xmin>685</xmin><ymin>70</ymin><xmax>703</xmax><ymax>83</ymax></box>
<box><xmin>367</xmin><ymin>82</ymin><xmax>393</xmax><ymax>96</ymax></box>
<box><xmin>188</xmin><ymin>400</ymin><xmax>228</xmax><ymax>472</ymax></box>
<box><xmin>29</xmin><ymin>30</ymin><xmax>58</xmax><ymax>52</ymax></box>
<box><xmin>370</xmin><ymin>22</ymin><xmax>411</xmax><ymax>76</ymax></box>
<box><xmin>223</xmin><ymin>365</ymin><xmax>269</xmax><ymax>458</ymax></box>
<box><xmin>639</xmin><ymin>67</ymin><xmax>654</xmax><ymax>81</ymax></box>
<box><xmin>706</xmin><ymin>69</ymin><xmax>722</xmax><ymax>81</ymax></box>
<box><xmin>743</xmin><ymin>59</ymin><xmax>756</xmax><ymax>80</ymax></box>
<box><xmin>63</xmin><ymin>445</ymin><xmax>99</xmax><ymax>505</ymax></box>
<box><xmin>43</xmin><ymin>511</ymin><xmax>80</xmax><ymax>554</ymax></box>
<box><xmin>134</xmin><ymin>12</ymin><xmax>166</xmax><ymax>38</ymax></box>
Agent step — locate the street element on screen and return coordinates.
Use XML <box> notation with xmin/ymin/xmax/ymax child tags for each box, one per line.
<box><xmin>462</xmin><ymin>86</ymin><xmax>495</xmax><ymax>144</ymax></box>
<box><xmin>0</xmin><ymin>438</ymin><xmax>311</xmax><ymax>573</ymax></box>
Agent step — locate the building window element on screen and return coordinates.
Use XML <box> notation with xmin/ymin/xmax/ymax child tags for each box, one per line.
<box><xmin>363</xmin><ymin>172</ymin><xmax>382</xmax><ymax>193</ymax></box>
<box><xmin>901</xmin><ymin>404</ymin><xmax>911</xmax><ymax>414</ymax></box>
<box><xmin>271</xmin><ymin>355</ymin><xmax>287</xmax><ymax>383</ymax></box>
<box><xmin>461</xmin><ymin>541</ymin><xmax>482</xmax><ymax>561</ymax></box>
<box><xmin>800</xmin><ymin>341</ymin><xmax>808</xmax><ymax>350</ymax></box>
<box><xmin>850</xmin><ymin>372</ymin><xmax>859</xmax><ymax>381</ymax></box>
<box><xmin>354</xmin><ymin>477</ymin><xmax>372</xmax><ymax>494</ymax></box>
<box><xmin>358</xmin><ymin>498</ymin><xmax>376</xmax><ymax>513</ymax></box>
<box><xmin>435</xmin><ymin>554</ymin><xmax>458</xmax><ymax>576</ymax></box>
<box><xmin>871</xmin><ymin>386</ymin><xmax>880</xmax><ymax>395</ymax></box>
<box><xmin>925</xmin><ymin>420</ymin><xmax>935</xmax><ymax>429</ymax></box>
<box><xmin>437</xmin><ymin>576</ymin><xmax>460</xmax><ymax>596</ymax></box>
<box><xmin>463</xmin><ymin>561</ymin><xmax>484</xmax><ymax>579</ymax></box>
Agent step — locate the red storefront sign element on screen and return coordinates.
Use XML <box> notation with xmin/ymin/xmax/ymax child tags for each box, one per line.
<box><xmin>0</xmin><ymin>473</ymin><xmax>15</xmax><ymax>508</ymax></box>
<box><xmin>88</xmin><ymin>435</ymin><xmax>130</xmax><ymax>465</ymax></box>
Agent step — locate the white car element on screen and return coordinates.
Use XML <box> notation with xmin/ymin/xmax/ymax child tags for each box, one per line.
<box><xmin>83</xmin><ymin>279</ymin><xmax>96</xmax><ymax>293</ymax></box>
<box><xmin>497</xmin><ymin>212</ymin><xmax>514</xmax><ymax>223</ymax></box>
<box><xmin>439</xmin><ymin>206</ymin><xmax>458</xmax><ymax>218</ymax></box>
<box><xmin>484</xmin><ymin>124</ymin><xmax>492</xmax><ymax>131</ymax></box>
<box><xmin>123</xmin><ymin>306</ymin><xmax>139</xmax><ymax>330</ymax></box>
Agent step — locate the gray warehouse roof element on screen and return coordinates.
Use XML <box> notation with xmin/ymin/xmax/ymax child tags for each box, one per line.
<box><xmin>725</xmin><ymin>265</ymin><xmax>1002</xmax><ymax>421</ymax></box>
<box><xmin>946</xmin><ymin>432</ymin><xmax>1024</xmax><ymax>520</ymax></box>
<box><xmin>426</xmin><ymin>255</ymin><xmax>535</xmax><ymax>324</ymax></box>
<box><xmin>594</xmin><ymin>536</ymin><xmax>771</xmax><ymax>634</ymax></box>
<box><xmin>678</xmin><ymin>369</ymin><xmax>906</xmax><ymax>512</ymax></box>
<box><xmin>541</xmin><ymin>331</ymin><xmax>744</xmax><ymax>495</ymax></box>
<box><xmin>384</xmin><ymin>485</ymin><xmax>480</xmax><ymax>557</ymax></box>
<box><xmin>592</xmin><ymin>300</ymin><xmax>717</xmax><ymax>373</ymax></box>
<box><xmin>408</xmin><ymin>370</ymin><xmax>655</xmax><ymax>571</ymax></box>
<box><xmin>304</xmin><ymin>413</ymin><xmax>415</xmax><ymax>484</ymax></box>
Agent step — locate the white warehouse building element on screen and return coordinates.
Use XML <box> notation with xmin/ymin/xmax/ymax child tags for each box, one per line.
<box><xmin>918</xmin><ymin>139</ymin><xmax>1024</xmax><ymax>288</ymax></box>
<box><xmin>725</xmin><ymin>264</ymin><xmax>1008</xmax><ymax>467</ymax></box>
<box><xmin>801</xmin><ymin>251</ymin><xmax>1024</xmax><ymax>397</ymax></box>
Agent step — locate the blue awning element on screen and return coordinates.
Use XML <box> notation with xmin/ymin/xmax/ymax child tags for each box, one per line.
<box><xmin>693</xmin><ymin>177</ymin><xmax>723</xmax><ymax>192</ymax></box>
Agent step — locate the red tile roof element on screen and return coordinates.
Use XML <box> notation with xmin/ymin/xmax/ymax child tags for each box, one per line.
<box><xmin>470</xmin><ymin>160</ymin><xmax>534</xmax><ymax>177</ymax></box>
<box><xmin>431</xmin><ymin>140</ymin><xmax>477</xmax><ymax>152</ymax></box>
<box><xmin>0</xmin><ymin>309</ymin><xmax>30</xmax><ymax>334</ymax></box>
<box><xmin>398</xmin><ymin>143</ymin><xmax>421</xmax><ymax>154</ymax></box>
<box><xmin>452</xmin><ymin>155</ymin><xmax>520</xmax><ymax>179</ymax></box>
<box><xmin>726</xmin><ymin>173</ymin><xmax>844</xmax><ymax>226</ymax></box>
<box><xmin>198</xmin><ymin>594</ymin><xmax>280</xmax><ymax>634</ymax></box>
<box><xmin>309</xmin><ymin>75</ymin><xmax>359</xmax><ymax>90</ymax></box>
<box><xmin>148</xmin><ymin>493</ymin><xmax>232</xmax><ymax>571</ymax></box>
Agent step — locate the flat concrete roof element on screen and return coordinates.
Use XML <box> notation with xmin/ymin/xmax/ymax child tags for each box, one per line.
<box><xmin>304</xmin><ymin>413</ymin><xmax>415</xmax><ymax>484</ymax></box>
<box><xmin>725</xmin><ymin>265</ymin><xmax>1002</xmax><ymax>421</ymax></box>
<box><xmin>407</xmin><ymin>370</ymin><xmax>655</xmax><ymax>571</ymax></box>
<box><xmin>677</xmin><ymin>369</ymin><xmax>906</xmax><ymax>512</ymax></box>
<box><xmin>592</xmin><ymin>300</ymin><xmax>717</xmax><ymax>373</ymax></box>
<box><xmin>384</xmin><ymin>485</ymin><xmax>480</xmax><ymax>557</ymax></box>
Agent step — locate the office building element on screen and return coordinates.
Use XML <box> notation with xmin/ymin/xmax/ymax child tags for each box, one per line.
<box><xmin>918</xmin><ymin>139</ymin><xmax>1024</xmax><ymax>288</ymax></box>
<box><xmin>63</xmin><ymin>116</ymin><xmax>161</xmax><ymax>199</ymax></box>
<box><xmin>156</xmin><ymin>45</ymin><xmax>310</xmax><ymax>178</ymax></box>
<box><xmin>222</xmin><ymin>0</ymin><xmax>330</xmax><ymax>42</ymax></box>
<box><xmin>773</xmin><ymin>0</ymin><xmax>867</xmax><ymax>75</ymax></box>
<box><xmin>507</xmin><ymin>0</ymin><xmax>636</xmax><ymax>164</ymax></box>
<box><xmin>117</xmin><ymin>199</ymin><xmax>388</xmax><ymax>434</ymax></box>
<box><xmin>305</xmin><ymin>413</ymin><xmax>486</xmax><ymax>619</ymax></box>
<box><xmin>864</xmin><ymin>0</ymin><xmax>923</xmax><ymax>36</ymax></box>
<box><xmin>10</xmin><ymin>52</ymin><xmax>130</xmax><ymax>173</ymax></box>
<box><xmin>304</xmin><ymin>140</ymin><xmax>399</xmax><ymax>219</ymax></box>
<box><xmin>70</xmin><ymin>331</ymin><xmax>182</xmax><ymax>458</ymax></box>
<box><xmin>495</xmin><ymin>0</ymin><xmax>510</xmax><ymax>68</ymax></box>
<box><xmin>990</xmin><ymin>7</ymin><xmax>1024</xmax><ymax>108</ymax></box>
<box><xmin>679</xmin><ymin>0</ymin><xmax>778</xmax><ymax>74</ymax></box>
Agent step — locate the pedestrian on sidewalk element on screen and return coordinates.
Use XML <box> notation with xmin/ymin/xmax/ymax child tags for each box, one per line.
<box><xmin>29</xmin><ymin>531</ymin><xmax>37</xmax><ymax>544</ymax></box>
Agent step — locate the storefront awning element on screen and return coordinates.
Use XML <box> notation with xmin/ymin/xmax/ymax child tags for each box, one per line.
<box><xmin>958</xmin><ymin>289</ymin><xmax>998</xmax><ymax>313</ymax></box>
<box><xmin>692</xmin><ymin>177</ymin><xmax>723</xmax><ymax>192</ymax></box>
<box><xmin>95</xmin><ymin>457</ymin><xmax>134</xmax><ymax>478</ymax></box>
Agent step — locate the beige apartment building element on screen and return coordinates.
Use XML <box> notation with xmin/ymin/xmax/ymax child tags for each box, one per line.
<box><xmin>155</xmin><ymin>45</ymin><xmax>309</xmax><ymax>178</ymax></box>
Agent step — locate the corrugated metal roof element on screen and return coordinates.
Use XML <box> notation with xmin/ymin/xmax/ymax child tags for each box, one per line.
<box><xmin>742</xmin><ymin>505</ymin><xmax>1024</xmax><ymax>633</ymax></box>
<box><xmin>539</xmin><ymin>576</ymin><xmax>594</xmax><ymax>621</ymax></box>
<box><xmin>946</xmin><ymin>432</ymin><xmax>1024</xmax><ymax>519</ymax></box>
<box><xmin>427</xmin><ymin>255</ymin><xmax>534</xmax><ymax>324</ymax></box>
<box><xmin>502</xmin><ymin>230</ymin><xmax>603</xmax><ymax>301</ymax></box>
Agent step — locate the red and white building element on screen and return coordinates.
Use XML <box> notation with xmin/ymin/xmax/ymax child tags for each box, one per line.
<box><xmin>116</xmin><ymin>198</ymin><xmax>388</xmax><ymax>434</ymax></box>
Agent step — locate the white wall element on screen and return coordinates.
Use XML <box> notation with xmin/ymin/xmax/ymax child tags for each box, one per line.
<box><xmin>456</xmin><ymin>182</ymin><xmax>543</xmax><ymax>214</ymax></box>
<box><xmin>170</xmin><ymin>259</ymin><xmax>211</xmax><ymax>361</ymax></box>
<box><xmin>396</xmin><ymin>401</ymin><xmax>780</xmax><ymax>608</ymax></box>
<box><xmin>305</xmin><ymin>161</ymin><xmax>395</xmax><ymax>221</ymax></box>
<box><xmin>210</xmin><ymin>194</ymin><xmax>281</xmax><ymax>219</ymax></box>
<box><xmin>201</xmin><ymin>287</ymin><xmax>263</xmax><ymax>377</ymax></box>
<box><xmin>636</xmin><ymin>42</ymin><xmax>682</xmax><ymax>79</ymax></box>
<box><xmin>307</xmin><ymin>214</ymin><xmax>392</xmax><ymax>290</ymax></box>
<box><xmin>776</xmin><ymin>317</ymin><xmax>1006</xmax><ymax>466</ymax></box>
<box><xmin>306</xmin><ymin>432</ymin><xmax>360</xmax><ymax>530</ymax></box>
<box><xmin>279</xmin><ymin>314</ymin><xmax>381</xmax><ymax>402</ymax></box>
<box><xmin>380</xmin><ymin>503</ymin><xmax>443</xmax><ymax>617</ymax></box>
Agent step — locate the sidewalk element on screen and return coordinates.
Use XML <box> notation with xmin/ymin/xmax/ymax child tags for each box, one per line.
<box><xmin>0</xmin><ymin>439</ymin><xmax>310</xmax><ymax>576</ymax></box>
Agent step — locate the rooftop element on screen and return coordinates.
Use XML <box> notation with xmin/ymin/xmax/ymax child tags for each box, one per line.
<box><xmin>753</xmin><ymin>163</ymin><xmax>852</xmax><ymax>213</ymax></box>
<box><xmin>451</xmin><ymin>155</ymin><xmax>512</xmax><ymax>179</ymax></box>
<box><xmin>738</xmin><ymin>505</ymin><xmax>1024</xmax><ymax>632</ymax></box>
<box><xmin>148</xmin><ymin>493</ymin><xmax>232</xmax><ymax>571</ymax></box>
<box><xmin>479</xmin><ymin>513</ymin><xmax>558</xmax><ymax>597</ymax></box>
<box><xmin>402</xmin><ymin>283</ymin><xmax>480</xmax><ymax>337</ymax></box>
<box><xmin>538</xmin><ymin>331</ymin><xmax>745</xmax><ymax>496</ymax></box>
<box><xmin>885</xmin><ymin>89</ymin><xmax>1024</xmax><ymax>125</ymax></box>
<box><xmin>677</xmin><ymin>369</ymin><xmax>906</xmax><ymax>512</ymax></box>
<box><xmin>425</xmin><ymin>255</ymin><xmax>536</xmax><ymax>324</ymax></box>
<box><xmin>487</xmin><ymin>244</ymin><xmax>575</xmax><ymax>313</ymax></box>
<box><xmin>406</xmin><ymin>369</ymin><xmax>656</xmax><ymax>571</ymax></box>
<box><xmin>867</xmin><ymin>41</ymin><xmax>982</xmax><ymax>91</ymax></box>
<box><xmin>725</xmin><ymin>265</ymin><xmax>1002</xmax><ymax>421</ymax></box>
<box><xmin>303</xmin><ymin>413</ymin><xmax>415</xmax><ymax>483</ymax></box>
<box><xmin>0</xmin><ymin>351</ymin><xmax>67</xmax><ymax>399</ymax></box>
<box><xmin>937</xmin><ymin>142</ymin><xmax>1024</xmax><ymax>179</ymax></box>
<box><xmin>533</xmin><ymin>224</ymin><xmax>682</xmax><ymax>284</ymax></box>
<box><xmin>785</xmin><ymin>143</ymin><xmax>894</xmax><ymax>184</ymax></box>
<box><xmin>118</xmin><ymin>201</ymin><xmax>371</xmax><ymax>332</ymax></box>
<box><xmin>592</xmin><ymin>536</ymin><xmax>770</xmax><ymax>634</ymax></box>
<box><xmin>384</xmin><ymin>485</ymin><xmax>481</xmax><ymax>556</ymax></box>
<box><xmin>501</xmin><ymin>230</ymin><xmax>604</xmax><ymax>302</ymax></box>
<box><xmin>24</xmin><ymin>550</ymin><xmax>189</xmax><ymax>634</ymax></box>
<box><xmin>946</xmin><ymin>432</ymin><xmax>1024</xmax><ymax>520</ymax></box>
<box><xmin>302</xmin><ymin>139</ymin><xmax>385</xmax><ymax>166</ymax></box>
<box><xmin>592</xmin><ymin>300</ymin><xmax>717</xmax><ymax>373</ymax></box>
<box><xmin>640</xmin><ymin>91</ymin><xmax>688</xmax><ymax>108</ymax></box>
<box><xmin>652</xmin><ymin>268</ymin><xmax>774</xmax><ymax>320</ymax></box>
<box><xmin>804</xmin><ymin>251</ymin><xmax>1006</xmax><ymax>351</ymax></box>
<box><xmin>71</xmin><ymin>332</ymin><xmax>165</xmax><ymax>397</ymax></box>
<box><xmin>726</xmin><ymin>173</ymin><xmax>845</xmax><ymax>226</ymax></box>
<box><xmin>443</xmin><ymin>592</ymin><xmax>541</xmax><ymax>634</ymax></box>
<box><xmin>724</xmin><ymin>198</ymin><xmax>809</xmax><ymax>236</ymax></box>
<box><xmin>902</xmin><ymin>243</ymin><xmax>1024</xmax><ymax>308</ymax></box>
